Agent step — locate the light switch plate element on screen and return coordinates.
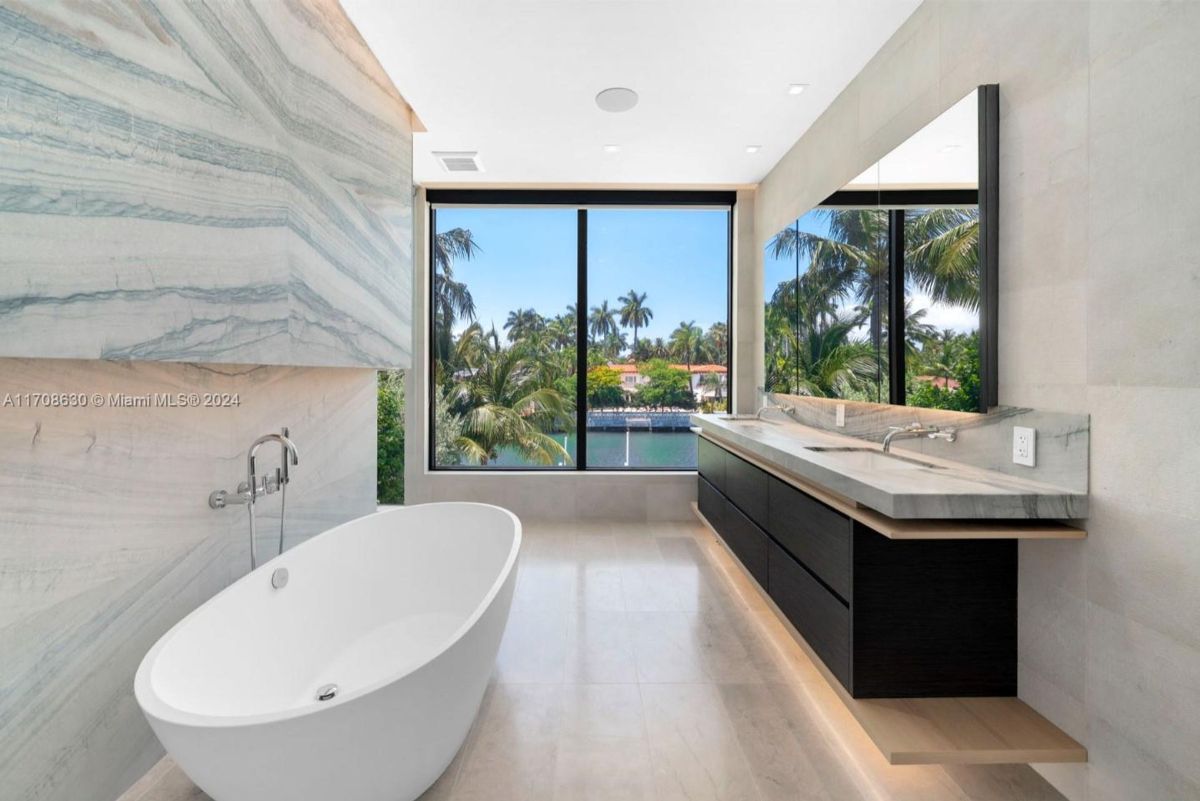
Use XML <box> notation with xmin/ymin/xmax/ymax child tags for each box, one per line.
<box><xmin>1013</xmin><ymin>426</ymin><xmax>1036</xmax><ymax>467</ymax></box>
<box><xmin>835</xmin><ymin>404</ymin><xmax>846</xmax><ymax>427</ymax></box>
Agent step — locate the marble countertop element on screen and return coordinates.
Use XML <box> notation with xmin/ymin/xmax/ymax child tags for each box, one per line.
<box><xmin>692</xmin><ymin>413</ymin><xmax>1088</xmax><ymax>520</ymax></box>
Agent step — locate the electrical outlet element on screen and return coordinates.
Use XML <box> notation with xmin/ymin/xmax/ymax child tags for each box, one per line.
<box><xmin>1013</xmin><ymin>426</ymin><xmax>1036</xmax><ymax>467</ymax></box>
<box><xmin>835</xmin><ymin>404</ymin><xmax>846</xmax><ymax>427</ymax></box>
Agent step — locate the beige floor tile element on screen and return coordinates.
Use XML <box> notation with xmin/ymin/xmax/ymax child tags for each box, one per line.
<box><xmin>552</xmin><ymin>733</ymin><xmax>657</xmax><ymax>801</ymax></box>
<box><xmin>564</xmin><ymin>609</ymin><xmax>637</xmax><ymax>683</ymax></box>
<box><xmin>493</xmin><ymin>605</ymin><xmax>569</xmax><ymax>684</ymax></box>
<box><xmin>451</xmin><ymin>684</ymin><xmax>564</xmax><ymax>801</ymax></box>
<box><xmin>640</xmin><ymin>683</ymin><xmax>763</xmax><ymax>801</ymax></box>
<box><xmin>560</xmin><ymin>683</ymin><xmax>645</xmax><ymax>738</ymax></box>
<box><xmin>717</xmin><ymin>683</ymin><xmax>839</xmax><ymax>801</ymax></box>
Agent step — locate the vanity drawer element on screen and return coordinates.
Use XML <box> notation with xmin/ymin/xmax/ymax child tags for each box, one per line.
<box><xmin>725</xmin><ymin>451</ymin><xmax>769</xmax><ymax>528</ymax></box>
<box><xmin>697</xmin><ymin>436</ymin><xmax>727</xmax><ymax>492</ymax></box>
<box><xmin>697</xmin><ymin>475</ymin><xmax>725</xmax><ymax>531</ymax></box>
<box><xmin>721</xmin><ymin>500</ymin><xmax>770</xmax><ymax>589</ymax></box>
<box><xmin>768</xmin><ymin>541</ymin><xmax>851</xmax><ymax>690</ymax></box>
<box><xmin>767</xmin><ymin>476</ymin><xmax>852</xmax><ymax>602</ymax></box>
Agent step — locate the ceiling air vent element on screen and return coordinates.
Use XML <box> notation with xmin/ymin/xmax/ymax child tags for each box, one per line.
<box><xmin>433</xmin><ymin>151</ymin><xmax>483</xmax><ymax>173</ymax></box>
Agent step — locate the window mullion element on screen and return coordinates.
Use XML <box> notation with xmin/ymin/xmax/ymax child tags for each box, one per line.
<box><xmin>576</xmin><ymin>208</ymin><xmax>588</xmax><ymax>471</ymax></box>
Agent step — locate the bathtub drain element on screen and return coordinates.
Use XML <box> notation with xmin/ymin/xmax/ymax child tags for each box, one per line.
<box><xmin>316</xmin><ymin>684</ymin><xmax>338</xmax><ymax>702</ymax></box>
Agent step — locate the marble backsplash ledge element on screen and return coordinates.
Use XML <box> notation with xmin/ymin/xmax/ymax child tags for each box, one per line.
<box><xmin>772</xmin><ymin>394</ymin><xmax>1090</xmax><ymax>494</ymax></box>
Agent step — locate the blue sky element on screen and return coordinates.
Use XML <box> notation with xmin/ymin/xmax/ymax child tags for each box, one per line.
<box><xmin>433</xmin><ymin>205</ymin><xmax>976</xmax><ymax>344</ymax></box>
<box><xmin>763</xmin><ymin>210</ymin><xmax>978</xmax><ymax>335</ymax></box>
<box><xmin>434</xmin><ymin>207</ymin><xmax>729</xmax><ymax>342</ymax></box>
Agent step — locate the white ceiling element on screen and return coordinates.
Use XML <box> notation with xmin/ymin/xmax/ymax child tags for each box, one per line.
<box><xmin>845</xmin><ymin>89</ymin><xmax>979</xmax><ymax>190</ymax></box>
<box><xmin>341</xmin><ymin>0</ymin><xmax>920</xmax><ymax>186</ymax></box>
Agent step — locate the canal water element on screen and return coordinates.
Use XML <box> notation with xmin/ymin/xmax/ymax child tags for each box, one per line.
<box><xmin>491</xmin><ymin>430</ymin><xmax>697</xmax><ymax>469</ymax></box>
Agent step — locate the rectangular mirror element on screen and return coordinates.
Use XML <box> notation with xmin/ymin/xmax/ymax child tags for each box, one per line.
<box><xmin>764</xmin><ymin>85</ymin><xmax>998</xmax><ymax>412</ymax></box>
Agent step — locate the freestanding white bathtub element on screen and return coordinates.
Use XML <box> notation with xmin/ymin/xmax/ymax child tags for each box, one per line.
<box><xmin>135</xmin><ymin>503</ymin><xmax>521</xmax><ymax>801</ymax></box>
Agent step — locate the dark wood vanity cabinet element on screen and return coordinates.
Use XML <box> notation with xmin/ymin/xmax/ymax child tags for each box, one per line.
<box><xmin>698</xmin><ymin>437</ymin><xmax>1016</xmax><ymax>699</ymax></box>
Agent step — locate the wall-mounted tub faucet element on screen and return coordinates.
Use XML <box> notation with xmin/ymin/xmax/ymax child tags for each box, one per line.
<box><xmin>209</xmin><ymin>428</ymin><xmax>300</xmax><ymax>570</ymax></box>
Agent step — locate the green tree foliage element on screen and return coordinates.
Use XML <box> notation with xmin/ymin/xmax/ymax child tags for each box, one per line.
<box><xmin>377</xmin><ymin>371</ymin><xmax>405</xmax><ymax>504</ymax></box>
<box><xmin>432</xmin><ymin>228</ymin><xmax>481</xmax><ymax>361</ymax></box>
<box><xmin>669</xmin><ymin>320</ymin><xmax>704</xmax><ymax>371</ymax></box>
<box><xmin>618</xmin><ymin>290</ymin><xmax>653</xmax><ymax>352</ymax></box>
<box><xmin>587</xmin><ymin>365</ymin><xmax>625</xmax><ymax>408</ymax></box>
<box><xmin>906</xmin><ymin>333</ymin><xmax>981</xmax><ymax>411</ymax></box>
<box><xmin>764</xmin><ymin>207</ymin><xmax>981</xmax><ymax>407</ymax></box>
<box><xmin>634</xmin><ymin>359</ymin><xmax>696</xmax><ymax>409</ymax></box>
<box><xmin>444</xmin><ymin>324</ymin><xmax>573</xmax><ymax>465</ymax></box>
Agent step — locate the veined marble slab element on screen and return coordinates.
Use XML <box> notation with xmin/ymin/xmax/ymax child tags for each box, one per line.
<box><xmin>0</xmin><ymin>358</ymin><xmax>377</xmax><ymax>801</ymax></box>
<box><xmin>693</xmin><ymin>413</ymin><xmax>1088</xmax><ymax>519</ymax></box>
<box><xmin>0</xmin><ymin>0</ymin><xmax>414</xmax><ymax>368</ymax></box>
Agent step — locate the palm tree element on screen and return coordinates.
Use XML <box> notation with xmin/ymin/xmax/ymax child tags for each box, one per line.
<box><xmin>546</xmin><ymin>314</ymin><xmax>575</xmax><ymax>351</ymax></box>
<box><xmin>446</xmin><ymin>326</ymin><xmax>573</xmax><ymax>466</ymax></box>
<box><xmin>588</xmin><ymin>300</ymin><xmax>618</xmax><ymax>344</ymax></box>
<box><xmin>903</xmin><ymin>301</ymin><xmax>938</xmax><ymax>362</ymax></box>
<box><xmin>617</xmin><ymin>290</ymin><xmax>653</xmax><ymax>353</ymax></box>
<box><xmin>794</xmin><ymin>312</ymin><xmax>880</xmax><ymax>398</ymax></box>
<box><xmin>432</xmin><ymin>227</ymin><xmax>481</xmax><ymax>360</ymax></box>
<box><xmin>503</xmin><ymin>308</ymin><xmax>545</xmax><ymax>343</ymax></box>
<box><xmin>699</xmin><ymin>371</ymin><xmax>724</xmax><ymax>402</ymax></box>
<box><xmin>669</xmin><ymin>320</ymin><xmax>703</xmax><ymax>372</ymax></box>
<box><xmin>905</xmin><ymin>208</ymin><xmax>980</xmax><ymax>310</ymax></box>
<box><xmin>705</xmin><ymin>321</ymin><xmax>728</xmax><ymax>365</ymax></box>
<box><xmin>769</xmin><ymin>209</ymin><xmax>888</xmax><ymax>342</ymax></box>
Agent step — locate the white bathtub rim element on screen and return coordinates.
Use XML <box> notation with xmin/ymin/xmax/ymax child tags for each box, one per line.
<box><xmin>134</xmin><ymin>502</ymin><xmax>521</xmax><ymax>730</ymax></box>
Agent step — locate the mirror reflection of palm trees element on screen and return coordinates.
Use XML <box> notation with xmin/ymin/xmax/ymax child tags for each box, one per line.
<box><xmin>765</xmin><ymin>207</ymin><xmax>980</xmax><ymax>407</ymax></box>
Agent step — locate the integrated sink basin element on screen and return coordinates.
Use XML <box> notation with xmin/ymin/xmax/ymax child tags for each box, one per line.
<box><xmin>804</xmin><ymin>446</ymin><xmax>945</xmax><ymax>471</ymax></box>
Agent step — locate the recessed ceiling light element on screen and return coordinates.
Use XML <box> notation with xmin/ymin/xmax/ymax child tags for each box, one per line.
<box><xmin>745</xmin><ymin>145</ymin><xmax>762</xmax><ymax>154</ymax></box>
<box><xmin>603</xmin><ymin>144</ymin><xmax>622</xmax><ymax>153</ymax></box>
<box><xmin>787</xmin><ymin>83</ymin><xmax>808</xmax><ymax>96</ymax></box>
<box><xmin>595</xmin><ymin>87</ymin><xmax>639</xmax><ymax>113</ymax></box>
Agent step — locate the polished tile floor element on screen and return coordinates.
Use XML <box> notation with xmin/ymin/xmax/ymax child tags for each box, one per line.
<box><xmin>122</xmin><ymin>519</ymin><xmax>1065</xmax><ymax>801</ymax></box>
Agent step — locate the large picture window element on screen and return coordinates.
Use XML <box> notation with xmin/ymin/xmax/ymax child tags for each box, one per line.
<box><xmin>429</xmin><ymin>191</ymin><xmax>733</xmax><ymax>471</ymax></box>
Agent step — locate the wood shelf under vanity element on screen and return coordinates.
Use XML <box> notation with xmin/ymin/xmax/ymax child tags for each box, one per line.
<box><xmin>692</xmin><ymin>433</ymin><xmax>1088</xmax><ymax>766</ymax></box>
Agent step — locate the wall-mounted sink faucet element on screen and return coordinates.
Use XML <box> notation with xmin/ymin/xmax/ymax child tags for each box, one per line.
<box><xmin>209</xmin><ymin>428</ymin><xmax>300</xmax><ymax>570</ymax></box>
<box><xmin>882</xmin><ymin>422</ymin><xmax>957</xmax><ymax>452</ymax></box>
<box><xmin>755</xmin><ymin>386</ymin><xmax>795</xmax><ymax>420</ymax></box>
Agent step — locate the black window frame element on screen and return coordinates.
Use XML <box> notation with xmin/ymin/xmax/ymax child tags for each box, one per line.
<box><xmin>427</xmin><ymin>189</ymin><xmax>736</xmax><ymax>472</ymax></box>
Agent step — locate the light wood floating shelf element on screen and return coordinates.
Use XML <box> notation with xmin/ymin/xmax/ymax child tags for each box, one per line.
<box><xmin>708</xmin><ymin>435</ymin><xmax>1086</xmax><ymax>540</ymax></box>
<box><xmin>692</xmin><ymin>502</ymin><xmax>1089</xmax><ymax>766</ymax></box>
<box><xmin>844</xmin><ymin>695</ymin><xmax>1088</xmax><ymax>765</ymax></box>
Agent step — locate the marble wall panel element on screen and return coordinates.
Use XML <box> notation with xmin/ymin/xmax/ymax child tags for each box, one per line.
<box><xmin>0</xmin><ymin>358</ymin><xmax>377</xmax><ymax>801</ymax></box>
<box><xmin>0</xmin><ymin>0</ymin><xmax>414</xmax><ymax>368</ymax></box>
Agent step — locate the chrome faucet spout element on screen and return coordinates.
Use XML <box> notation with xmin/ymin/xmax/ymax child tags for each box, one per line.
<box><xmin>248</xmin><ymin>433</ymin><xmax>299</xmax><ymax>499</ymax></box>
<box><xmin>209</xmin><ymin>430</ymin><xmax>300</xmax><ymax>572</ymax></box>
<box><xmin>881</xmin><ymin>422</ymin><xmax>957</xmax><ymax>452</ymax></box>
<box><xmin>755</xmin><ymin>387</ymin><xmax>795</xmax><ymax>420</ymax></box>
<box><xmin>883</xmin><ymin>422</ymin><xmax>933</xmax><ymax>452</ymax></box>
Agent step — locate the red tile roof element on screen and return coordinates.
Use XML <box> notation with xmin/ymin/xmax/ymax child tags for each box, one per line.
<box><xmin>914</xmin><ymin>375</ymin><xmax>961</xmax><ymax>390</ymax></box>
<box><xmin>608</xmin><ymin>363</ymin><xmax>727</xmax><ymax>374</ymax></box>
